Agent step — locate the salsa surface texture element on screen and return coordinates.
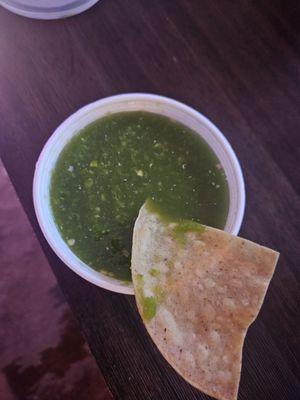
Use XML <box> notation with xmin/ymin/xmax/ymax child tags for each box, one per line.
<box><xmin>50</xmin><ymin>111</ymin><xmax>229</xmax><ymax>281</ymax></box>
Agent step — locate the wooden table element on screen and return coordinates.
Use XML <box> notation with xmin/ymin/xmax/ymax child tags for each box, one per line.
<box><xmin>1</xmin><ymin>1</ymin><xmax>299</xmax><ymax>399</ymax></box>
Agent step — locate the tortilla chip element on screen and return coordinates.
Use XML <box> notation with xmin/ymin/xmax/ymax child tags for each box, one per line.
<box><xmin>131</xmin><ymin>203</ymin><xmax>279</xmax><ymax>400</ymax></box>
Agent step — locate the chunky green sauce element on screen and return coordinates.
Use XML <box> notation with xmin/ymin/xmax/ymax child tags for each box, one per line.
<box><xmin>51</xmin><ymin>111</ymin><xmax>229</xmax><ymax>281</ymax></box>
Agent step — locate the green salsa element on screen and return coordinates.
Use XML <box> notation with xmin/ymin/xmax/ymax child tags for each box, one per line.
<box><xmin>50</xmin><ymin>111</ymin><xmax>229</xmax><ymax>281</ymax></box>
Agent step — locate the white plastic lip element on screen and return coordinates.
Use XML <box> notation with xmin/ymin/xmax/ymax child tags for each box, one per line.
<box><xmin>0</xmin><ymin>0</ymin><xmax>100</xmax><ymax>20</ymax></box>
<box><xmin>33</xmin><ymin>93</ymin><xmax>245</xmax><ymax>295</ymax></box>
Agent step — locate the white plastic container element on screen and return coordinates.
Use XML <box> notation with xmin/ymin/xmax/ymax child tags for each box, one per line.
<box><xmin>0</xmin><ymin>0</ymin><xmax>100</xmax><ymax>19</ymax></box>
<box><xmin>33</xmin><ymin>93</ymin><xmax>245</xmax><ymax>295</ymax></box>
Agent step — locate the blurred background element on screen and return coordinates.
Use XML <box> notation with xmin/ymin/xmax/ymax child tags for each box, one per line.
<box><xmin>0</xmin><ymin>159</ymin><xmax>111</xmax><ymax>400</ymax></box>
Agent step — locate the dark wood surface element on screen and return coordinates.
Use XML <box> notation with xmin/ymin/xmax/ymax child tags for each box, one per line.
<box><xmin>1</xmin><ymin>1</ymin><xmax>299</xmax><ymax>399</ymax></box>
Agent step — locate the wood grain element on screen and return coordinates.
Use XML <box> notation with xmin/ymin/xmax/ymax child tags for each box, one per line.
<box><xmin>0</xmin><ymin>1</ymin><xmax>299</xmax><ymax>399</ymax></box>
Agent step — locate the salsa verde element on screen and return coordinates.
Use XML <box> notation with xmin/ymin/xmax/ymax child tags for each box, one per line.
<box><xmin>51</xmin><ymin>111</ymin><xmax>229</xmax><ymax>281</ymax></box>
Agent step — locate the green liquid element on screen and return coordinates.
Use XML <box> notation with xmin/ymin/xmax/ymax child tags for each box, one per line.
<box><xmin>50</xmin><ymin>111</ymin><xmax>229</xmax><ymax>281</ymax></box>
